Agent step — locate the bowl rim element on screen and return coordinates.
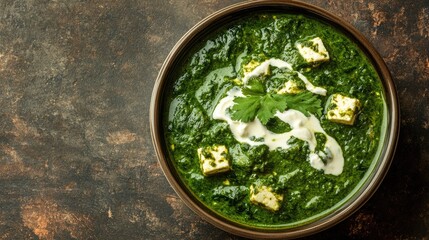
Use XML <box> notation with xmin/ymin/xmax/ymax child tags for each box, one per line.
<box><xmin>150</xmin><ymin>0</ymin><xmax>400</xmax><ymax>238</ymax></box>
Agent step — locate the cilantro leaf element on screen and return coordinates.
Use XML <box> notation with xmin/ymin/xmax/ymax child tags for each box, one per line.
<box><xmin>231</xmin><ymin>78</ymin><xmax>288</xmax><ymax>124</ymax></box>
<box><xmin>230</xmin><ymin>96</ymin><xmax>261</xmax><ymax>123</ymax></box>
<box><xmin>231</xmin><ymin>93</ymin><xmax>288</xmax><ymax>125</ymax></box>
<box><xmin>282</xmin><ymin>92</ymin><xmax>322</xmax><ymax>116</ymax></box>
<box><xmin>230</xmin><ymin>77</ymin><xmax>322</xmax><ymax>124</ymax></box>
<box><xmin>242</xmin><ymin>78</ymin><xmax>265</xmax><ymax>96</ymax></box>
<box><xmin>257</xmin><ymin>94</ymin><xmax>288</xmax><ymax>124</ymax></box>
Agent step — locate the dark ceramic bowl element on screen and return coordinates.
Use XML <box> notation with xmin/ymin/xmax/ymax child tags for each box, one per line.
<box><xmin>150</xmin><ymin>1</ymin><xmax>399</xmax><ymax>238</ymax></box>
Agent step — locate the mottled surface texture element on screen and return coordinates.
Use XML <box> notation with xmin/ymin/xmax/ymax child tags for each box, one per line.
<box><xmin>0</xmin><ymin>0</ymin><xmax>427</xmax><ymax>239</ymax></box>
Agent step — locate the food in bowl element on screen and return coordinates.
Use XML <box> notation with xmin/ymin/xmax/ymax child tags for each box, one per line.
<box><xmin>163</xmin><ymin>12</ymin><xmax>386</xmax><ymax>227</ymax></box>
<box><xmin>151</xmin><ymin>2</ymin><xmax>399</xmax><ymax>236</ymax></box>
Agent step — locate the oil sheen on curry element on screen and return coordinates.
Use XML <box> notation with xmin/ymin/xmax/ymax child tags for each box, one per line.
<box><xmin>163</xmin><ymin>13</ymin><xmax>385</xmax><ymax>227</ymax></box>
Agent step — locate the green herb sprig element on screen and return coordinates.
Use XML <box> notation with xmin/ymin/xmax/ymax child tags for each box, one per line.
<box><xmin>230</xmin><ymin>78</ymin><xmax>322</xmax><ymax>124</ymax></box>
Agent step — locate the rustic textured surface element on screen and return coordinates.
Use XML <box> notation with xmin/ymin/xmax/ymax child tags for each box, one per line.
<box><xmin>0</xmin><ymin>0</ymin><xmax>428</xmax><ymax>239</ymax></box>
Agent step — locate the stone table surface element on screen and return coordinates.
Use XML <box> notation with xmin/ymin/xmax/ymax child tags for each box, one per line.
<box><xmin>0</xmin><ymin>0</ymin><xmax>428</xmax><ymax>239</ymax></box>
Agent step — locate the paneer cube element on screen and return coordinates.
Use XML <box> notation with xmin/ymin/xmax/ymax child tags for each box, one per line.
<box><xmin>197</xmin><ymin>145</ymin><xmax>230</xmax><ymax>176</ymax></box>
<box><xmin>296</xmin><ymin>37</ymin><xmax>330</xmax><ymax>64</ymax></box>
<box><xmin>242</xmin><ymin>60</ymin><xmax>270</xmax><ymax>79</ymax></box>
<box><xmin>250</xmin><ymin>185</ymin><xmax>283</xmax><ymax>211</ymax></box>
<box><xmin>277</xmin><ymin>80</ymin><xmax>302</xmax><ymax>94</ymax></box>
<box><xmin>327</xmin><ymin>94</ymin><xmax>361</xmax><ymax>125</ymax></box>
<box><xmin>243</xmin><ymin>60</ymin><xmax>261</xmax><ymax>76</ymax></box>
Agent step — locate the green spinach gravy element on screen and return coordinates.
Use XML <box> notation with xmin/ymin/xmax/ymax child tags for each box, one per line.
<box><xmin>163</xmin><ymin>13</ymin><xmax>385</xmax><ymax>227</ymax></box>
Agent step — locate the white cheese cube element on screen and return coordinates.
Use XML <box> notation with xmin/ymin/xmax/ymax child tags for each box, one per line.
<box><xmin>250</xmin><ymin>185</ymin><xmax>283</xmax><ymax>211</ymax></box>
<box><xmin>242</xmin><ymin>60</ymin><xmax>270</xmax><ymax>80</ymax></box>
<box><xmin>296</xmin><ymin>37</ymin><xmax>330</xmax><ymax>63</ymax></box>
<box><xmin>277</xmin><ymin>80</ymin><xmax>301</xmax><ymax>94</ymax></box>
<box><xmin>197</xmin><ymin>145</ymin><xmax>230</xmax><ymax>176</ymax></box>
<box><xmin>243</xmin><ymin>60</ymin><xmax>262</xmax><ymax>76</ymax></box>
<box><xmin>327</xmin><ymin>94</ymin><xmax>360</xmax><ymax>125</ymax></box>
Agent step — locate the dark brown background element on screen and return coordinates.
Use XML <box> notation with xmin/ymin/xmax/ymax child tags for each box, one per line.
<box><xmin>0</xmin><ymin>0</ymin><xmax>428</xmax><ymax>239</ymax></box>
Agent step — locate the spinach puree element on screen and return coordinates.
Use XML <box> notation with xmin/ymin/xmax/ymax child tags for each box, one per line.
<box><xmin>164</xmin><ymin>13</ymin><xmax>385</xmax><ymax>227</ymax></box>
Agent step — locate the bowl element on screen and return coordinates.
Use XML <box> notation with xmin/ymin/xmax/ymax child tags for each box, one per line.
<box><xmin>150</xmin><ymin>0</ymin><xmax>399</xmax><ymax>238</ymax></box>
